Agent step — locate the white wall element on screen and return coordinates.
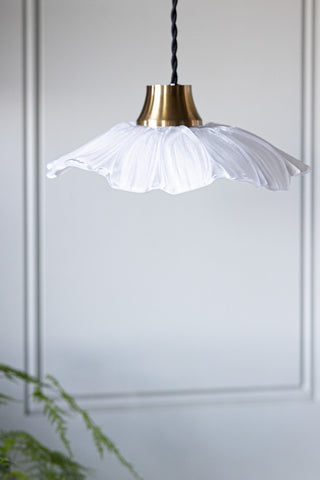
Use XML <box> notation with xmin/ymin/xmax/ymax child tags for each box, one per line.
<box><xmin>1</xmin><ymin>0</ymin><xmax>320</xmax><ymax>479</ymax></box>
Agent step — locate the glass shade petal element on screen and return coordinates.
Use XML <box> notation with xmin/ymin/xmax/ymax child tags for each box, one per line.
<box><xmin>47</xmin><ymin>122</ymin><xmax>309</xmax><ymax>194</ymax></box>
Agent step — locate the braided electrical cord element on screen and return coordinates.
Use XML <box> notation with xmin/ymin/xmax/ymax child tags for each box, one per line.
<box><xmin>170</xmin><ymin>0</ymin><xmax>178</xmax><ymax>84</ymax></box>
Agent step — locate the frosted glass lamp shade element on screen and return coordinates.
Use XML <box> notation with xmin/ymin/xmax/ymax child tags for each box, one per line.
<box><xmin>47</xmin><ymin>122</ymin><xmax>309</xmax><ymax>195</ymax></box>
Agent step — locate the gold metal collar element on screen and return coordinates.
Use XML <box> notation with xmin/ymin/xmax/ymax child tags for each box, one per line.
<box><xmin>136</xmin><ymin>84</ymin><xmax>202</xmax><ymax>127</ymax></box>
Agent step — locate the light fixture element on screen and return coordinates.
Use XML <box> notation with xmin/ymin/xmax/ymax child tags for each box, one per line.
<box><xmin>47</xmin><ymin>0</ymin><xmax>309</xmax><ymax>195</ymax></box>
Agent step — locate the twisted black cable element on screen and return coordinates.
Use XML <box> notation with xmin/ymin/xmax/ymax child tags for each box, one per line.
<box><xmin>170</xmin><ymin>0</ymin><xmax>178</xmax><ymax>84</ymax></box>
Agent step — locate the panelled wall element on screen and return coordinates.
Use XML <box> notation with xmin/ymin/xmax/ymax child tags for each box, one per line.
<box><xmin>1</xmin><ymin>1</ymin><xmax>320</xmax><ymax>479</ymax></box>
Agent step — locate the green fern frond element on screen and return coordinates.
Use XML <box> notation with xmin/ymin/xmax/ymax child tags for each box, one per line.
<box><xmin>2</xmin><ymin>471</ymin><xmax>29</xmax><ymax>479</ymax></box>
<box><xmin>0</xmin><ymin>394</ymin><xmax>18</xmax><ymax>406</ymax></box>
<box><xmin>0</xmin><ymin>454</ymin><xmax>11</xmax><ymax>473</ymax></box>
<box><xmin>0</xmin><ymin>365</ymin><xmax>143</xmax><ymax>480</ymax></box>
<box><xmin>0</xmin><ymin>431</ymin><xmax>88</xmax><ymax>480</ymax></box>
<box><xmin>0</xmin><ymin>365</ymin><xmax>42</xmax><ymax>387</ymax></box>
<box><xmin>46</xmin><ymin>375</ymin><xmax>143</xmax><ymax>480</ymax></box>
<box><xmin>32</xmin><ymin>386</ymin><xmax>72</xmax><ymax>458</ymax></box>
<box><xmin>2</xmin><ymin>470</ymin><xmax>29</xmax><ymax>479</ymax></box>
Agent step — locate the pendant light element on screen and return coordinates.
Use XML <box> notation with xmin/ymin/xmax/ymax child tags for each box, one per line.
<box><xmin>47</xmin><ymin>0</ymin><xmax>309</xmax><ymax>195</ymax></box>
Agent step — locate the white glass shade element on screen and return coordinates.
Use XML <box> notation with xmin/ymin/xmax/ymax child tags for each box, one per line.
<box><xmin>47</xmin><ymin>122</ymin><xmax>309</xmax><ymax>194</ymax></box>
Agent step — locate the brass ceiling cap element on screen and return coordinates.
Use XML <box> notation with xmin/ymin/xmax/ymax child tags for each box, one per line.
<box><xmin>136</xmin><ymin>84</ymin><xmax>202</xmax><ymax>127</ymax></box>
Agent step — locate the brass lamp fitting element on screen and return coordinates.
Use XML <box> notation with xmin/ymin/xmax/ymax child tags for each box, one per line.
<box><xmin>137</xmin><ymin>84</ymin><xmax>202</xmax><ymax>127</ymax></box>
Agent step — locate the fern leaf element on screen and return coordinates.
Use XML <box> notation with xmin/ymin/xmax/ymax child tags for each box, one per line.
<box><xmin>0</xmin><ymin>393</ymin><xmax>19</xmax><ymax>406</ymax></box>
<box><xmin>1</xmin><ymin>365</ymin><xmax>143</xmax><ymax>480</ymax></box>
<box><xmin>0</xmin><ymin>365</ymin><xmax>41</xmax><ymax>387</ymax></box>
<box><xmin>47</xmin><ymin>375</ymin><xmax>143</xmax><ymax>480</ymax></box>
<box><xmin>0</xmin><ymin>431</ymin><xmax>88</xmax><ymax>480</ymax></box>
<box><xmin>2</xmin><ymin>471</ymin><xmax>29</xmax><ymax>479</ymax></box>
<box><xmin>32</xmin><ymin>386</ymin><xmax>72</xmax><ymax>458</ymax></box>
